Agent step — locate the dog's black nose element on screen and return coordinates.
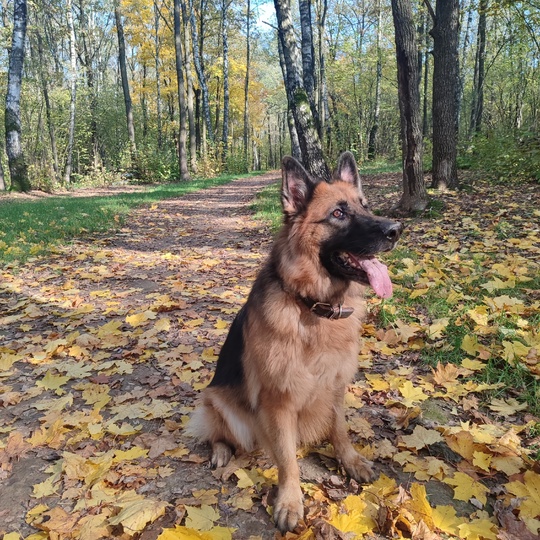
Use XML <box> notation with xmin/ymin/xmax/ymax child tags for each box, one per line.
<box><xmin>383</xmin><ymin>222</ymin><xmax>404</xmax><ymax>242</ymax></box>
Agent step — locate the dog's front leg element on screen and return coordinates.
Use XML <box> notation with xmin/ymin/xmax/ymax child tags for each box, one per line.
<box><xmin>329</xmin><ymin>397</ymin><xmax>376</xmax><ymax>483</ymax></box>
<box><xmin>259</xmin><ymin>405</ymin><xmax>304</xmax><ymax>533</ymax></box>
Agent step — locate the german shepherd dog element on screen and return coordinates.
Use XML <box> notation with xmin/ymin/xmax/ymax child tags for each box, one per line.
<box><xmin>189</xmin><ymin>152</ymin><xmax>403</xmax><ymax>532</ymax></box>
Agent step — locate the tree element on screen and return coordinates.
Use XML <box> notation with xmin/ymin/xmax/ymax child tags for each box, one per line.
<box><xmin>173</xmin><ymin>0</ymin><xmax>190</xmax><ymax>180</ymax></box>
<box><xmin>274</xmin><ymin>0</ymin><xmax>330</xmax><ymax>180</ymax></box>
<box><xmin>390</xmin><ymin>0</ymin><xmax>428</xmax><ymax>213</ymax></box>
<box><xmin>221</xmin><ymin>0</ymin><xmax>230</xmax><ymax>162</ymax></box>
<box><xmin>188</xmin><ymin>0</ymin><xmax>213</xmax><ymax>150</ymax></box>
<box><xmin>469</xmin><ymin>0</ymin><xmax>487</xmax><ymax>136</ymax></box>
<box><xmin>5</xmin><ymin>0</ymin><xmax>30</xmax><ymax>192</ymax></box>
<box><xmin>243</xmin><ymin>0</ymin><xmax>251</xmax><ymax>169</ymax></box>
<box><xmin>64</xmin><ymin>0</ymin><xmax>77</xmax><ymax>184</ymax></box>
<box><xmin>367</xmin><ymin>0</ymin><xmax>383</xmax><ymax>160</ymax></box>
<box><xmin>115</xmin><ymin>2</ymin><xmax>137</xmax><ymax>168</ymax></box>
<box><xmin>428</xmin><ymin>0</ymin><xmax>460</xmax><ymax>190</ymax></box>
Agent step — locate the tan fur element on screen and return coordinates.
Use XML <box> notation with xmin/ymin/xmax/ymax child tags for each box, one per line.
<box><xmin>188</xmin><ymin>158</ymin><xmax>395</xmax><ymax>533</ymax></box>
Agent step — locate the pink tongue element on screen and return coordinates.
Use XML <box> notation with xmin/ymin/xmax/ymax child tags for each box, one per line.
<box><xmin>357</xmin><ymin>257</ymin><xmax>393</xmax><ymax>298</ymax></box>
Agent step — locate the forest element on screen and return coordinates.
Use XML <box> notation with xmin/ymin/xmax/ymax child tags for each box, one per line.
<box><xmin>0</xmin><ymin>0</ymin><xmax>539</xmax><ymax>198</ymax></box>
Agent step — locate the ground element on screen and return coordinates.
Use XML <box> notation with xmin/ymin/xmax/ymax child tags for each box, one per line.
<box><xmin>0</xmin><ymin>172</ymin><xmax>539</xmax><ymax>540</ymax></box>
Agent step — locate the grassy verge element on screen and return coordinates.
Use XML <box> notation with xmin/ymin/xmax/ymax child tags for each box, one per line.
<box><xmin>0</xmin><ymin>172</ymin><xmax>260</xmax><ymax>264</ymax></box>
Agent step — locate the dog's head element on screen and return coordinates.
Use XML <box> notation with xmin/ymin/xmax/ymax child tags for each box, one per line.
<box><xmin>280</xmin><ymin>152</ymin><xmax>403</xmax><ymax>298</ymax></box>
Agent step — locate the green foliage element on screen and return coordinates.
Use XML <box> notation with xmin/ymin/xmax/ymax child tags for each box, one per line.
<box><xmin>137</xmin><ymin>143</ymin><xmax>179</xmax><ymax>182</ymax></box>
<box><xmin>461</xmin><ymin>131</ymin><xmax>540</xmax><ymax>183</ymax></box>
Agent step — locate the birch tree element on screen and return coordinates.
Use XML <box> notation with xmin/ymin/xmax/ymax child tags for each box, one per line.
<box><xmin>64</xmin><ymin>0</ymin><xmax>77</xmax><ymax>184</ymax></box>
<box><xmin>173</xmin><ymin>0</ymin><xmax>190</xmax><ymax>179</ymax></box>
<box><xmin>5</xmin><ymin>0</ymin><xmax>29</xmax><ymax>192</ymax></box>
<box><xmin>274</xmin><ymin>0</ymin><xmax>330</xmax><ymax>180</ymax></box>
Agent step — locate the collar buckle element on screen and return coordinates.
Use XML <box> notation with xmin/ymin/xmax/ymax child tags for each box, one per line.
<box><xmin>309</xmin><ymin>301</ymin><xmax>354</xmax><ymax>320</ymax></box>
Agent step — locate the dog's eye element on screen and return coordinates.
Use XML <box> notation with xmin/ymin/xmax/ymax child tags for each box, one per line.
<box><xmin>332</xmin><ymin>208</ymin><xmax>346</xmax><ymax>220</ymax></box>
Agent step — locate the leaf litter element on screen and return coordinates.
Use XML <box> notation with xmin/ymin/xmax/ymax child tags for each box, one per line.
<box><xmin>0</xmin><ymin>172</ymin><xmax>539</xmax><ymax>540</ymax></box>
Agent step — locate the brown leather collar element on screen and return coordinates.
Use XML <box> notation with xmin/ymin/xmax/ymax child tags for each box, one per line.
<box><xmin>299</xmin><ymin>296</ymin><xmax>354</xmax><ymax>320</ymax></box>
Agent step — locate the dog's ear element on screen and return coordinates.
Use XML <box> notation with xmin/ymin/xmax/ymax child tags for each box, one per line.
<box><xmin>333</xmin><ymin>152</ymin><xmax>367</xmax><ymax>204</ymax></box>
<box><xmin>281</xmin><ymin>156</ymin><xmax>316</xmax><ymax>215</ymax></box>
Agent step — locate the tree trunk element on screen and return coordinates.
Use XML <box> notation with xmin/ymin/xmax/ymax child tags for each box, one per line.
<box><xmin>154</xmin><ymin>0</ymin><xmax>163</xmax><ymax>149</ymax></box>
<box><xmin>181</xmin><ymin>0</ymin><xmax>197</xmax><ymax>172</ymax></box>
<box><xmin>367</xmin><ymin>0</ymin><xmax>382</xmax><ymax>160</ymax></box>
<box><xmin>431</xmin><ymin>0</ymin><xmax>460</xmax><ymax>190</ymax></box>
<box><xmin>173</xmin><ymin>0</ymin><xmax>190</xmax><ymax>180</ymax></box>
<box><xmin>36</xmin><ymin>30</ymin><xmax>59</xmax><ymax>182</ymax></box>
<box><xmin>79</xmin><ymin>0</ymin><xmax>100</xmax><ymax>170</ymax></box>
<box><xmin>458</xmin><ymin>0</ymin><xmax>473</xmax><ymax>127</ymax></box>
<box><xmin>221</xmin><ymin>0</ymin><xmax>230</xmax><ymax>163</ymax></box>
<box><xmin>390</xmin><ymin>0</ymin><xmax>428</xmax><ymax>213</ymax></box>
<box><xmin>188</xmin><ymin>0</ymin><xmax>213</xmax><ymax>146</ymax></box>
<box><xmin>243</xmin><ymin>0</ymin><xmax>251</xmax><ymax>170</ymax></box>
<box><xmin>64</xmin><ymin>0</ymin><xmax>77</xmax><ymax>184</ymax></box>
<box><xmin>422</xmin><ymin>14</ymin><xmax>430</xmax><ymax>139</ymax></box>
<box><xmin>276</xmin><ymin>27</ymin><xmax>302</xmax><ymax>160</ymax></box>
<box><xmin>274</xmin><ymin>0</ymin><xmax>330</xmax><ymax>180</ymax></box>
<box><xmin>5</xmin><ymin>0</ymin><xmax>30</xmax><ymax>192</ymax></box>
<box><xmin>316</xmin><ymin>0</ymin><xmax>330</xmax><ymax>151</ymax></box>
<box><xmin>115</xmin><ymin>3</ymin><xmax>137</xmax><ymax>169</ymax></box>
<box><xmin>469</xmin><ymin>0</ymin><xmax>487</xmax><ymax>136</ymax></box>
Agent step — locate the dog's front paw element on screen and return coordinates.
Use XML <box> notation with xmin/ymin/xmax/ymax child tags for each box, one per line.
<box><xmin>274</xmin><ymin>486</ymin><xmax>304</xmax><ymax>533</ymax></box>
<box><xmin>210</xmin><ymin>441</ymin><xmax>233</xmax><ymax>468</ymax></box>
<box><xmin>342</xmin><ymin>452</ymin><xmax>376</xmax><ymax>483</ymax></box>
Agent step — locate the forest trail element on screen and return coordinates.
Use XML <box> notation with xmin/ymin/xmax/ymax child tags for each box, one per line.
<box><xmin>1</xmin><ymin>172</ymin><xmax>539</xmax><ymax>540</ymax></box>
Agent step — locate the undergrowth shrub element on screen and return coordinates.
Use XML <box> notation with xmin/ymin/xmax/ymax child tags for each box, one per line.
<box><xmin>462</xmin><ymin>130</ymin><xmax>540</xmax><ymax>182</ymax></box>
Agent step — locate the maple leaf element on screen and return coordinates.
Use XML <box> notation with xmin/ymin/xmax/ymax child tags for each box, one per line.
<box><xmin>488</xmin><ymin>397</ymin><xmax>528</xmax><ymax>416</ymax></box>
<box><xmin>400</xmin><ymin>425</ymin><xmax>443</xmax><ymax>451</ymax></box>
<box><xmin>109</xmin><ymin>493</ymin><xmax>168</xmax><ymax>535</ymax></box>
<box><xmin>36</xmin><ymin>370</ymin><xmax>70</xmax><ymax>395</ymax></box>
<box><xmin>457</xmin><ymin>518</ymin><xmax>498</xmax><ymax>540</ymax></box>
<box><xmin>157</xmin><ymin>526</ymin><xmax>235</xmax><ymax>540</ymax></box>
<box><xmin>443</xmin><ymin>472</ymin><xmax>489</xmax><ymax>505</ymax></box>
<box><xmin>505</xmin><ymin>470</ymin><xmax>540</xmax><ymax>520</ymax></box>
<box><xmin>399</xmin><ymin>381</ymin><xmax>430</xmax><ymax>406</ymax></box>
<box><xmin>431</xmin><ymin>505</ymin><xmax>461</xmax><ymax>536</ymax></box>
<box><xmin>184</xmin><ymin>504</ymin><xmax>220</xmax><ymax>531</ymax></box>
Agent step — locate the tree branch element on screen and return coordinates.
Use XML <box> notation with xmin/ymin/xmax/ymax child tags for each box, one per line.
<box><xmin>422</xmin><ymin>0</ymin><xmax>435</xmax><ymax>22</ymax></box>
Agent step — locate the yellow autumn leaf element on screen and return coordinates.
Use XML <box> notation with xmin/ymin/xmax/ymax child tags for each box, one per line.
<box><xmin>215</xmin><ymin>318</ymin><xmax>228</xmax><ymax>329</ymax></box>
<box><xmin>505</xmin><ymin>470</ymin><xmax>540</xmax><ymax>519</ymax></box>
<box><xmin>408</xmin><ymin>483</ymin><xmax>434</xmax><ymax>527</ymax></box>
<box><xmin>157</xmin><ymin>526</ymin><xmax>234</xmax><ymax>540</ymax></box>
<box><xmin>150</xmin><ymin>317</ymin><xmax>170</xmax><ymax>333</ymax></box>
<box><xmin>364</xmin><ymin>373</ymin><xmax>390</xmax><ymax>391</ymax></box>
<box><xmin>36</xmin><ymin>370</ymin><xmax>70</xmax><ymax>395</ymax></box>
<box><xmin>472</xmin><ymin>451</ymin><xmax>492</xmax><ymax>472</ymax></box>
<box><xmin>502</xmin><ymin>340</ymin><xmax>530</xmax><ymax>363</ymax></box>
<box><xmin>126</xmin><ymin>310</ymin><xmax>156</xmax><ymax>327</ymax></box>
<box><xmin>432</xmin><ymin>505</ymin><xmax>461</xmax><ymax>536</ymax></box>
<box><xmin>400</xmin><ymin>425</ymin><xmax>443</xmax><ymax>451</ymax></box>
<box><xmin>399</xmin><ymin>381</ymin><xmax>430</xmax><ymax>406</ymax></box>
<box><xmin>488</xmin><ymin>397</ymin><xmax>528</xmax><ymax>416</ymax></box>
<box><xmin>184</xmin><ymin>504</ymin><xmax>219</xmax><ymax>531</ymax></box>
<box><xmin>3</xmin><ymin>534</ymin><xmax>21</xmax><ymax>540</ymax></box>
<box><xmin>457</xmin><ymin>518</ymin><xmax>498</xmax><ymax>540</ymax></box>
<box><xmin>443</xmin><ymin>472</ymin><xmax>488</xmax><ymax>505</ymax></box>
<box><xmin>184</xmin><ymin>318</ymin><xmax>204</xmax><ymax>328</ymax></box>
<box><xmin>113</xmin><ymin>447</ymin><xmax>148</xmax><ymax>463</ymax></box>
<box><xmin>109</xmin><ymin>495</ymin><xmax>168</xmax><ymax>534</ymax></box>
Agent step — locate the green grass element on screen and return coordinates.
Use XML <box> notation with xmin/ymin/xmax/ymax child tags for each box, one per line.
<box><xmin>359</xmin><ymin>161</ymin><xmax>401</xmax><ymax>174</ymax></box>
<box><xmin>0</xmin><ymin>172</ymin><xmax>260</xmax><ymax>264</ymax></box>
<box><xmin>252</xmin><ymin>181</ymin><xmax>282</xmax><ymax>233</ymax></box>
